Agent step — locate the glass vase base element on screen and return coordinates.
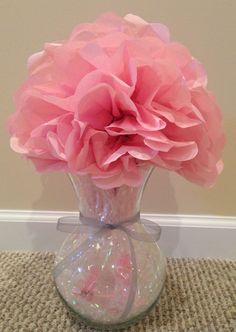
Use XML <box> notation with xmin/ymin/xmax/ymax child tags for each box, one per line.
<box><xmin>55</xmin><ymin>274</ymin><xmax>166</xmax><ymax>330</ymax></box>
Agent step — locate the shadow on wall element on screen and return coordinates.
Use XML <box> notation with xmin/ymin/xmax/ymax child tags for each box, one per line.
<box><xmin>143</xmin><ymin>168</ymin><xmax>179</xmax><ymax>214</ymax></box>
<box><xmin>26</xmin><ymin>173</ymin><xmax>76</xmax><ymax>251</ymax></box>
<box><xmin>32</xmin><ymin>172</ymin><xmax>78</xmax><ymax>211</ymax></box>
<box><xmin>143</xmin><ymin>169</ymin><xmax>180</xmax><ymax>257</ymax></box>
<box><xmin>27</xmin><ymin>169</ymin><xmax>180</xmax><ymax>256</ymax></box>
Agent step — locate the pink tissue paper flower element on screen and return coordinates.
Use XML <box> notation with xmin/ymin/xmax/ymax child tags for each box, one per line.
<box><xmin>7</xmin><ymin>13</ymin><xmax>224</xmax><ymax>188</ymax></box>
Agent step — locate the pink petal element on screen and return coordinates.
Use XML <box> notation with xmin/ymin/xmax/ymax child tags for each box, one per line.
<box><xmin>151</xmin><ymin>102</ymin><xmax>201</xmax><ymax>128</ymax></box>
<box><xmin>160</xmin><ymin>141</ymin><xmax>198</xmax><ymax>161</ymax></box>
<box><xmin>106</xmin><ymin>116</ymin><xmax>140</xmax><ymax>136</ymax></box>
<box><xmin>136</xmin><ymin>105</ymin><xmax>166</xmax><ymax>131</ymax></box>
<box><xmin>47</xmin><ymin>132</ymin><xmax>66</xmax><ymax>160</ymax></box>
<box><xmin>77</xmin><ymin>84</ymin><xmax>114</xmax><ymax>130</ymax></box>
<box><xmin>10</xmin><ymin>136</ymin><xmax>29</xmax><ymax>154</ymax></box>
<box><xmin>103</xmin><ymin>142</ymin><xmax>157</xmax><ymax>165</ymax></box>
<box><xmin>144</xmin><ymin>138</ymin><xmax>172</xmax><ymax>152</ymax></box>
<box><xmin>79</xmin><ymin>43</ymin><xmax>112</xmax><ymax>72</ymax></box>
<box><xmin>150</xmin><ymin>23</ymin><xmax>170</xmax><ymax>42</ymax></box>
<box><xmin>124</xmin><ymin>14</ymin><xmax>148</xmax><ymax>26</ymax></box>
<box><xmin>156</xmin><ymin>78</ymin><xmax>191</xmax><ymax>110</ymax></box>
<box><xmin>132</xmin><ymin>65</ymin><xmax>162</xmax><ymax>105</ymax></box>
<box><xmin>183</xmin><ymin>59</ymin><xmax>207</xmax><ymax>89</ymax></box>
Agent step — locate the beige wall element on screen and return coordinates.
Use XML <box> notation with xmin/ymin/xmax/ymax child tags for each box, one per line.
<box><xmin>0</xmin><ymin>0</ymin><xmax>235</xmax><ymax>215</ymax></box>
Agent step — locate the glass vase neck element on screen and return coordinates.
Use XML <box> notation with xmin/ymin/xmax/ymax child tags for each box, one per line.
<box><xmin>68</xmin><ymin>166</ymin><xmax>153</xmax><ymax>225</ymax></box>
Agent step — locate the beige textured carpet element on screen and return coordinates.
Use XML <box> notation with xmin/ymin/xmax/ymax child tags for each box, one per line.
<box><xmin>0</xmin><ymin>252</ymin><xmax>235</xmax><ymax>332</ymax></box>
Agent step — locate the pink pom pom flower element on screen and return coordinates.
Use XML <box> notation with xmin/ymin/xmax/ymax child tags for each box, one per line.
<box><xmin>7</xmin><ymin>13</ymin><xmax>224</xmax><ymax>188</ymax></box>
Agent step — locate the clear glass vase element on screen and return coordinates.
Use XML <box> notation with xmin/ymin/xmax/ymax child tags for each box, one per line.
<box><xmin>53</xmin><ymin>167</ymin><xmax>166</xmax><ymax>330</ymax></box>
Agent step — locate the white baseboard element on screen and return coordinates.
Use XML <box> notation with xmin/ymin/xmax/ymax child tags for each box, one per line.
<box><xmin>0</xmin><ymin>210</ymin><xmax>235</xmax><ymax>259</ymax></box>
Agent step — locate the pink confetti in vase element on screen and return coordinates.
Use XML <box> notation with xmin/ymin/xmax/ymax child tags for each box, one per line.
<box><xmin>53</xmin><ymin>166</ymin><xmax>166</xmax><ymax>329</ymax></box>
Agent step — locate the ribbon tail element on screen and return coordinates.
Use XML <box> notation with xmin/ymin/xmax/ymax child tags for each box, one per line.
<box><xmin>124</xmin><ymin>219</ymin><xmax>161</xmax><ymax>242</ymax></box>
<box><xmin>119</xmin><ymin>231</ymin><xmax>138</xmax><ymax>320</ymax></box>
<box><xmin>142</xmin><ymin>218</ymin><xmax>162</xmax><ymax>241</ymax></box>
<box><xmin>118</xmin><ymin>219</ymin><xmax>161</xmax><ymax>319</ymax></box>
